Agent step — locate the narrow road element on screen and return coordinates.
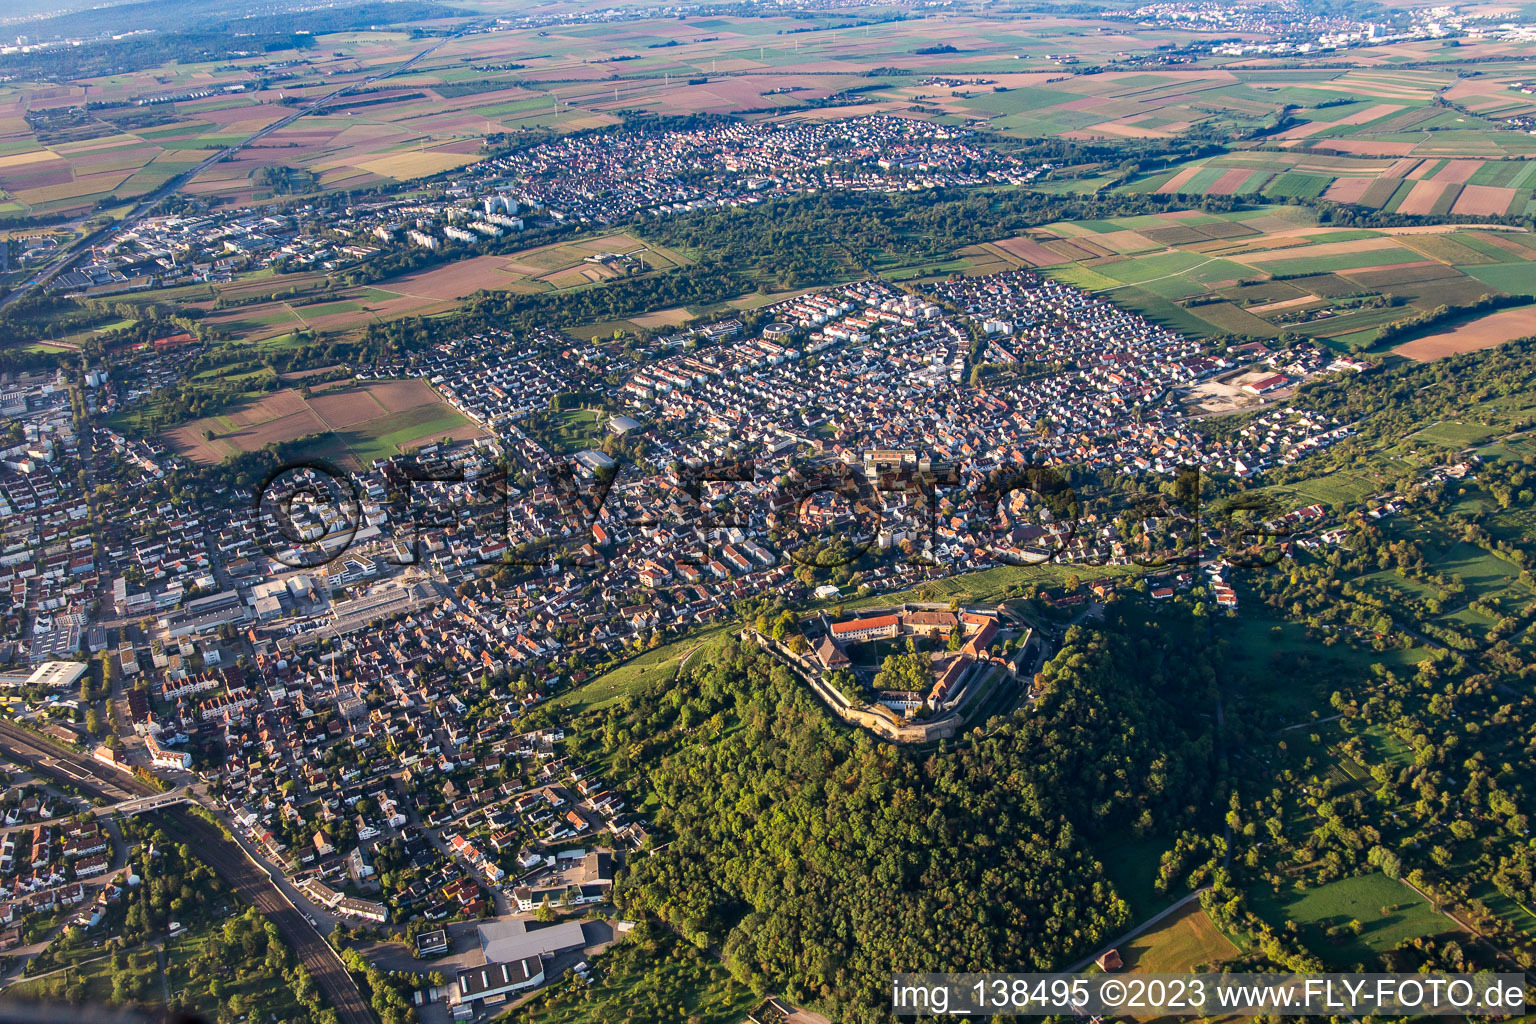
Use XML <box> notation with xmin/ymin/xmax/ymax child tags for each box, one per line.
<box><xmin>155</xmin><ymin>944</ymin><xmax>171</xmax><ymax>1005</ymax></box>
<box><xmin>1273</xmin><ymin>712</ymin><xmax>1343</xmax><ymax>734</ymax></box>
<box><xmin>1063</xmin><ymin>887</ymin><xmax>1213</xmax><ymax>973</ymax></box>
<box><xmin>1397</xmin><ymin>868</ymin><xmax>1526</xmax><ymax>974</ymax></box>
<box><xmin>0</xmin><ymin>952</ymin><xmax>110</xmax><ymax>991</ymax></box>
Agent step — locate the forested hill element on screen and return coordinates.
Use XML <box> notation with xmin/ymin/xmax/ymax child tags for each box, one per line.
<box><xmin>589</xmin><ymin>605</ymin><xmax>1219</xmax><ymax>1024</ymax></box>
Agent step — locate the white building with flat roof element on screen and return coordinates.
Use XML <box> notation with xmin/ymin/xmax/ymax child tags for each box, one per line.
<box><xmin>0</xmin><ymin>660</ymin><xmax>88</xmax><ymax>689</ymax></box>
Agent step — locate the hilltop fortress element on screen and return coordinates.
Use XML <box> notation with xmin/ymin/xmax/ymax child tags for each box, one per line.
<box><xmin>751</xmin><ymin>603</ymin><xmax>1028</xmax><ymax>744</ymax></box>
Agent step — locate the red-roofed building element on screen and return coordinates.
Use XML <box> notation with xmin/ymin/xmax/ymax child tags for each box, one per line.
<box><xmin>962</xmin><ymin>616</ymin><xmax>999</xmax><ymax>658</ymax></box>
<box><xmin>830</xmin><ymin>614</ymin><xmax>900</xmax><ymax>641</ymax></box>
<box><xmin>1241</xmin><ymin>373</ymin><xmax>1288</xmax><ymax>396</ymax></box>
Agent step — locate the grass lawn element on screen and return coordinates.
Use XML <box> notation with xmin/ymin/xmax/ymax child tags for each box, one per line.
<box><xmin>843</xmin><ymin>563</ymin><xmax>1138</xmax><ymax>611</ymax></box>
<box><xmin>1411</xmin><ymin>420</ymin><xmax>1500</xmax><ymax>447</ymax></box>
<box><xmin>1249</xmin><ymin>872</ymin><xmax>1453</xmax><ymax>967</ymax></box>
<box><xmin>1217</xmin><ymin>606</ymin><xmax>1431</xmax><ymax>721</ymax></box>
<box><xmin>548</xmin><ymin>627</ymin><xmax>733</xmax><ymax>716</ymax></box>
<box><xmin>1094</xmin><ymin>837</ymin><xmax>1181</xmax><ymax>923</ymax></box>
<box><xmin>8</xmin><ymin>946</ymin><xmax>159</xmax><ymax>1006</ymax></box>
<box><xmin>1469</xmin><ymin>881</ymin><xmax>1536</xmax><ymax>938</ymax></box>
<box><xmin>529</xmin><ymin>407</ymin><xmax>608</xmax><ymax>456</ymax></box>
<box><xmin>848</xmin><ymin>634</ymin><xmax>932</xmax><ymax>669</ymax></box>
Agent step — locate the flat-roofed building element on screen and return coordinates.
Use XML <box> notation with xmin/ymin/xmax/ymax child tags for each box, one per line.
<box><xmin>478</xmin><ymin>918</ymin><xmax>586</xmax><ymax>964</ymax></box>
<box><xmin>0</xmin><ymin>660</ymin><xmax>88</xmax><ymax>689</ymax></box>
<box><xmin>456</xmin><ymin>955</ymin><xmax>544</xmax><ymax>1005</ymax></box>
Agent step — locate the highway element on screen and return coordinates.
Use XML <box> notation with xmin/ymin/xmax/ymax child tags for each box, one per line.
<box><xmin>0</xmin><ymin>28</ymin><xmax>466</xmax><ymax>314</ymax></box>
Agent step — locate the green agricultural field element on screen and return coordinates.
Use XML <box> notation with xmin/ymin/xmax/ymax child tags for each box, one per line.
<box><xmin>1045</xmin><ymin>264</ymin><xmax>1123</xmax><ymax>291</ymax></box>
<box><xmin>1433</xmin><ymin>540</ymin><xmax>1524</xmax><ymax>595</ymax></box>
<box><xmin>1262</xmin><ymin>172</ymin><xmax>1333</xmax><ymax>200</ymax></box>
<box><xmin>1255</xmin><ymin>248</ymin><xmax>1430</xmax><ymax>277</ymax></box>
<box><xmin>1250</xmin><ymin>872</ymin><xmax>1453</xmax><ymax>967</ymax></box>
<box><xmin>1103</xmin><ymin>286</ymin><xmax>1231</xmax><ymax>337</ymax></box>
<box><xmin>1400</xmin><ymin>234</ymin><xmax>1499</xmax><ymax>266</ymax></box>
<box><xmin>1451</xmin><ymin>232</ymin><xmax>1531</xmax><ymax>263</ymax></box>
<box><xmin>338</xmin><ymin>404</ymin><xmax>476</xmax><ymax>464</ymax></box>
<box><xmin>296</xmin><ymin>299</ymin><xmax>365</xmax><ymax>317</ymax></box>
<box><xmin>1464</xmin><ymin>263</ymin><xmax>1536</xmax><ymax>296</ymax></box>
<box><xmin>1122</xmin><ymin>170</ymin><xmax>1178</xmax><ymax>194</ymax></box>
<box><xmin>961</xmin><ymin>86</ymin><xmax>1077</xmax><ymax>116</ymax></box>
<box><xmin>1188</xmin><ymin>301</ymin><xmax>1281</xmax><ymax>336</ymax></box>
<box><xmin>1177</xmin><ymin>166</ymin><xmax>1232</xmax><ymax>195</ymax></box>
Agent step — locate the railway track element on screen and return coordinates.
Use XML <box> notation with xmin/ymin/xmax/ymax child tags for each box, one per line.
<box><xmin>0</xmin><ymin>719</ymin><xmax>155</xmax><ymax>801</ymax></box>
<box><xmin>0</xmin><ymin>722</ymin><xmax>375</xmax><ymax>1022</ymax></box>
<box><xmin>151</xmin><ymin>809</ymin><xmax>377</xmax><ymax>1024</ymax></box>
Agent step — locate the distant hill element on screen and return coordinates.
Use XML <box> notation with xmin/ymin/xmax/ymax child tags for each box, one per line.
<box><xmin>7</xmin><ymin>0</ymin><xmax>468</xmax><ymax>40</ymax></box>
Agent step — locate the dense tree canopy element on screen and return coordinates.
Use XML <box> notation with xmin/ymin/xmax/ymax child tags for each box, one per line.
<box><xmin>597</xmin><ymin>605</ymin><xmax>1218</xmax><ymax>1022</ymax></box>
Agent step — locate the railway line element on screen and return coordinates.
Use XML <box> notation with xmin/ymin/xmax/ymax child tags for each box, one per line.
<box><xmin>0</xmin><ymin>720</ymin><xmax>375</xmax><ymax>1023</ymax></box>
<box><xmin>0</xmin><ymin>719</ymin><xmax>154</xmax><ymax>801</ymax></box>
<box><xmin>151</xmin><ymin>810</ymin><xmax>377</xmax><ymax>1024</ymax></box>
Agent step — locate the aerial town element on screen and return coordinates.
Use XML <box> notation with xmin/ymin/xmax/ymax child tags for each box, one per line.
<box><xmin>47</xmin><ymin>117</ymin><xmax>1050</xmax><ymax>296</ymax></box>
<box><xmin>0</xmin><ymin>244</ymin><xmax>1380</xmax><ymax>1014</ymax></box>
<box><xmin>4</xmin><ymin>0</ymin><xmax>1536</xmax><ymax>1020</ymax></box>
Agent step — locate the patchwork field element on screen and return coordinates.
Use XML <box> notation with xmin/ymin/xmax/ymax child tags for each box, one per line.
<box><xmin>7</xmin><ymin>15</ymin><xmax>1536</xmax><ymax>226</ymax></box>
<box><xmin>1118</xmin><ymin>67</ymin><xmax>1536</xmax><ymax>212</ymax></box>
<box><xmin>989</xmin><ymin>208</ymin><xmax>1536</xmax><ymax>351</ymax></box>
<box><xmin>377</xmin><ymin>232</ymin><xmax>691</xmax><ymax>299</ymax></box>
<box><xmin>109</xmin><ymin>230</ymin><xmax>697</xmax><ymax>342</ymax></box>
<box><xmin>162</xmin><ymin>377</ymin><xmax>481</xmax><ymax>468</ymax></box>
